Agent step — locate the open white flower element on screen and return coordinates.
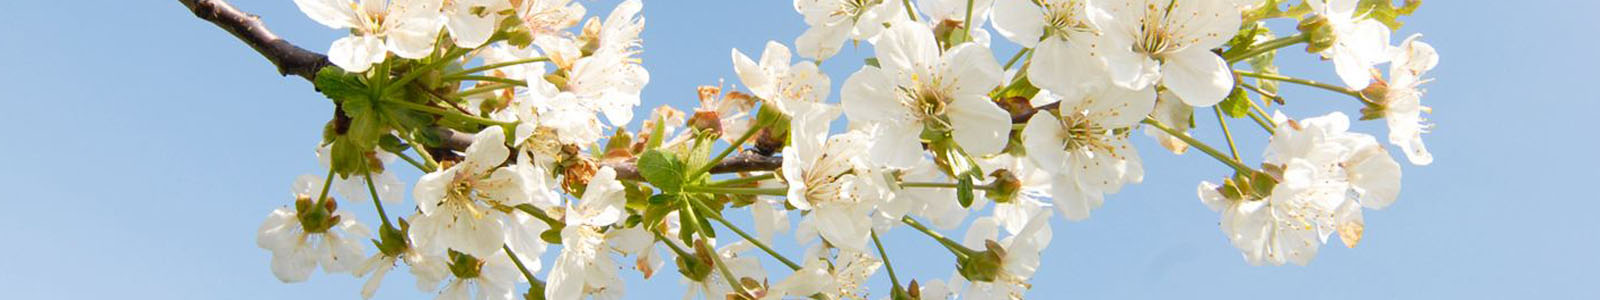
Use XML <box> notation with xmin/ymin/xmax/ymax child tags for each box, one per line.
<box><xmin>1381</xmin><ymin>34</ymin><xmax>1438</xmax><ymax>165</ymax></box>
<box><xmin>978</xmin><ymin>154</ymin><xmax>1054</xmax><ymax>235</ymax></box>
<box><xmin>1091</xmin><ymin>0</ymin><xmax>1241</xmax><ymax>106</ymax></box>
<box><xmin>292</xmin><ymin>0</ymin><xmax>444</xmax><ymax>72</ymax></box>
<box><xmin>560</xmin><ymin>0</ymin><xmax>648</xmax><ymax>127</ymax></box>
<box><xmin>257</xmin><ymin>174</ymin><xmax>373</xmax><ymax>283</ymax></box>
<box><xmin>732</xmin><ymin>41</ymin><xmax>831</xmax><ymax>114</ymax></box>
<box><xmin>958</xmin><ymin>211</ymin><xmax>1052</xmax><ymax>299</ymax></box>
<box><xmin>783</xmin><ymin>101</ymin><xmax>888</xmax><ymax>251</ymax></box>
<box><xmin>1203</xmin><ymin>111</ymin><xmax>1401</xmax><ymax>265</ymax></box>
<box><xmin>1021</xmin><ymin>86</ymin><xmax>1153</xmax><ymax>221</ymax></box>
<box><xmin>431</xmin><ymin>250</ymin><xmax>523</xmax><ymax>300</ymax></box>
<box><xmin>1309</xmin><ymin>0</ymin><xmax>1392</xmax><ymax>89</ymax></box>
<box><xmin>792</xmin><ymin>0</ymin><xmax>904</xmax><ymax>60</ymax></box>
<box><xmin>843</xmin><ymin>20</ymin><xmax>1009</xmax><ymax>168</ymax></box>
<box><xmin>443</xmin><ymin>0</ymin><xmax>512</xmax><ymax>48</ymax></box>
<box><xmin>511</xmin><ymin>0</ymin><xmax>585</xmax><ymax>40</ymax></box>
<box><xmin>410</xmin><ymin>128</ymin><xmax>535</xmax><ymax>258</ymax></box>
<box><xmin>546</xmin><ymin>167</ymin><xmax>630</xmax><ymax>300</ymax></box>
<box><xmin>353</xmin><ymin>239</ymin><xmax>450</xmax><ymax>299</ymax></box>
<box><xmin>992</xmin><ymin>0</ymin><xmax>1109</xmax><ymax>95</ymax></box>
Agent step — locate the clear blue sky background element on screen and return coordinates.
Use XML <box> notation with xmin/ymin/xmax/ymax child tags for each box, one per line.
<box><xmin>1</xmin><ymin>0</ymin><xmax>1595</xmax><ymax>299</ymax></box>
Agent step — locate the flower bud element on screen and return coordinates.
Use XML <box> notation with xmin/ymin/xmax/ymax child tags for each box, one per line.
<box><xmin>957</xmin><ymin>240</ymin><xmax>1007</xmax><ymax>282</ymax></box>
<box><xmin>985</xmin><ymin>169</ymin><xmax>1023</xmax><ymax>204</ymax></box>
<box><xmin>1297</xmin><ymin>15</ymin><xmax>1335</xmax><ymax>53</ymax></box>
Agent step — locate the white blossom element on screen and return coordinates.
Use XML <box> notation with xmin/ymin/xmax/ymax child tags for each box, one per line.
<box><xmin>546</xmin><ymin>167</ymin><xmax>630</xmax><ymax>299</ymax></box>
<box><xmin>432</xmin><ymin>250</ymin><xmax>523</xmax><ymax>300</ymax></box>
<box><xmin>732</xmin><ymin>41</ymin><xmax>831</xmax><ymax>114</ymax></box>
<box><xmin>410</xmin><ymin>128</ymin><xmax>534</xmax><ymax>258</ymax></box>
<box><xmin>1092</xmin><ymin>0</ymin><xmax>1241</xmax><ymax>106</ymax></box>
<box><xmin>792</xmin><ymin>0</ymin><xmax>904</xmax><ymax>60</ymax></box>
<box><xmin>783</xmin><ymin>100</ymin><xmax>888</xmax><ymax>251</ymax></box>
<box><xmin>1382</xmin><ymin>34</ymin><xmax>1438</xmax><ymax>165</ymax></box>
<box><xmin>257</xmin><ymin>175</ymin><xmax>372</xmax><ymax>282</ymax></box>
<box><xmin>1021</xmin><ymin>86</ymin><xmax>1152</xmax><ymax>221</ymax></box>
<box><xmin>1203</xmin><ymin>112</ymin><xmax>1402</xmax><ymax>265</ymax></box>
<box><xmin>1309</xmin><ymin>0</ymin><xmax>1393</xmax><ymax>89</ymax></box>
<box><xmin>292</xmin><ymin>0</ymin><xmax>444</xmax><ymax>72</ymax></box>
<box><xmin>992</xmin><ymin>0</ymin><xmax>1109</xmax><ymax>95</ymax></box>
<box><xmin>842</xmin><ymin>20</ymin><xmax>1009</xmax><ymax>168</ymax></box>
<box><xmin>443</xmin><ymin>0</ymin><xmax>512</xmax><ymax>48</ymax></box>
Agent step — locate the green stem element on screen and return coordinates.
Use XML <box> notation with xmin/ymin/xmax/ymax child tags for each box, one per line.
<box><xmin>392</xmin><ymin>150</ymin><xmax>429</xmax><ymax>171</ymax></box>
<box><xmin>1234</xmin><ymin>71</ymin><xmax>1371</xmax><ymax>104</ymax></box>
<box><xmin>707</xmin><ymin>173</ymin><xmax>776</xmax><ymax>187</ymax></box>
<box><xmin>503</xmin><ymin>245</ymin><xmax>539</xmax><ymax>285</ymax></box>
<box><xmin>441</xmin><ymin>75</ymin><xmax>528</xmax><ymax>87</ymax></box>
<box><xmin>1142</xmin><ymin>117</ymin><xmax>1258</xmax><ymax>176</ymax></box>
<box><xmin>316</xmin><ymin>169</ymin><xmax>336</xmax><ymax>203</ymax></box>
<box><xmin>693</xmin><ymin>122</ymin><xmax>765</xmax><ymax>176</ymax></box>
<box><xmin>963</xmin><ymin>0</ymin><xmax>975</xmax><ymax>41</ymax></box>
<box><xmin>1225</xmin><ymin>33</ymin><xmax>1307</xmax><ymax>63</ymax></box>
<box><xmin>899</xmin><ymin>181</ymin><xmax>996</xmax><ymax>191</ymax></box>
<box><xmin>902</xmin><ymin>0</ymin><xmax>918</xmax><ymax>21</ymax></box>
<box><xmin>871</xmin><ymin>230</ymin><xmax>904</xmax><ymax>290</ymax></box>
<box><xmin>1002</xmin><ymin>48</ymin><xmax>1031</xmax><ymax>70</ymax></box>
<box><xmin>398</xmin><ymin>132</ymin><xmax>439</xmax><ymax>172</ymax></box>
<box><xmin>388</xmin><ymin>48</ymin><xmax>469</xmax><ymax>92</ymax></box>
<box><xmin>1212</xmin><ymin>106</ymin><xmax>1242</xmax><ymax>161</ymax></box>
<box><xmin>383</xmin><ymin>99</ymin><xmax>515</xmax><ymax>127</ymax></box>
<box><xmin>445</xmin><ymin>57</ymin><xmax>550</xmax><ymax>78</ymax></box>
<box><xmin>453</xmin><ymin>83</ymin><xmax>518</xmax><ymax>99</ymax></box>
<box><xmin>702</xmin><ymin>239</ymin><xmax>751</xmax><ymax>298</ymax></box>
<box><xmin>363</xmin><ymin>173</ymin><xmax>392</xmax><ymax>227</ymax></box>
<box><xmin>901</xmin><ymin>216</ymin><xmax>975</xmax><ymax>259</ymax></box>
<box><xmin>689</xmin><ymin>197</ymin><xmax>801</xmax><ymax>270</ymax></box>
<box><xmin>682</xmin><ymin>185</ymin><xmax>788</xmax><ymax>197</ymax></box>
<box><xmin>513</xmin><ymin>204</ymin><xmax>565</xmax><ymax>228</ymax></box>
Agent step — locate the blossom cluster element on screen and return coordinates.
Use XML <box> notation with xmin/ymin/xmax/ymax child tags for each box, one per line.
<box><xmin>252</xmin><ymin>0</ymin><xmax>1437</xmax><ymax>299</ymax></box>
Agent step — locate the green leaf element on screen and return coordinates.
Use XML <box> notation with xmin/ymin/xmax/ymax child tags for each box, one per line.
<box><xmin>864</xmin><ymin>57</ymin><xmax>880</xmax><ymax>68</ymax></box>
<box><xmin>378</xmin><ymin>134</ymin><xmax>409</xmax><ymax>154</ymax></box>
<box><xmin>1217</xmin><ymin>87</ymin><xmax>1252</xmax><ymax>118</ymax></box>
<box><xmin>638</xmin><ymin>149</ymin><xmax>688</xmax><ymax>193</ymax></box>
<box><xmin>314</xmin><ymin>66</ymin><xmax>368</xmax><ymax>104</ymax></box>
<box><xmin>1358</xmin><ymin>0</ymin><xmax>1421</xmax><ymax>30</ymax></box>
<box><xmin>956</xmin><ymin>176</ymin><xmax>975</xmax><ymax>208</ymax></box>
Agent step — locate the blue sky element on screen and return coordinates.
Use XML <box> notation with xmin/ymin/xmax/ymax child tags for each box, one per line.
<box><xmin>0</xmin><ymin>0</ymin><xmax>1595</xmax><ymax>299</ymax></box>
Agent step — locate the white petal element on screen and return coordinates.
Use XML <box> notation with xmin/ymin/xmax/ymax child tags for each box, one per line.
<box><xmin>1162</xmin><ymin>48</ymin><xmax>1234</xmax><ymax>107</ymax></box>
<box><xmin>731</xmin><ymin>48</ymin><xmax>773</xmax><ymax>97</ymax></box>
<box><xmin>795</xmin><ymin>24</ymin><xmax>850</xmax><ymax>60</ymax></box>
<box><xmin>329</xmin><ymin>35</ymin><xmax>384</xmax><ymax>73</ymax></box>
<box><xmin>841</xmin><ymin>67</ymin><xmax>910</xmax><ymax>124</ymax></box>
<box><xmin>991</xmin><ymin>0</ymin><xmax>1044</xmax><ymax>47</ymax></box>
<box><xmin>942</xmin><ymin>43</ymin><xmax>1004</xmax><ymax>96</ymax></box>
<box><xmin>1022</xmin><ymin>113</ymin><xmax>1067</xmax><ymax>173</ymax></box>
<box><xmin>1028</xmin><ymin>36</ymin><xmax>1108</xmax><ymax>95</ymax></box>
<box><xmin>463</xmin><ymin>127</ymin><xmax>510</xmax><ymax>174</ymax></box>
<box><xmin>293</xmin><ymin>0</ymin><xmax>360</xmax><ymax>29</ymax></box>
<box><xmin>947</xmin><ymin>95</ymin><xmax>1012</xmax><ymax>156</ymax></box>
<box><xmin>876</xmin><ymin>20</ymin><xmax>940</xmax><ymax>73</ymax></box>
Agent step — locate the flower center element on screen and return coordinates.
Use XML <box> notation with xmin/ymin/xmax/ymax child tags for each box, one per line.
<box><xmin>1056</xmin><ymin>112</ymin><xmax>1111</xmax><ymax>152</ymax></box>
<box><xmin>1043</xmin><ymin>1</ymin><xmax>1093</xmax><ymax>40</ymax></box>
<box><xmin>1132</xmin><ymin>2</ymin><xmax>1183</xmax><ymax>58</ymax></box>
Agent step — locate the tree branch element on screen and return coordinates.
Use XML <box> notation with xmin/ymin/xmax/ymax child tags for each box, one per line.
<box><xmin>180</xmin><ymin>0</ymin><xmax>329</xmax><ymax>81</ymax></box>
<box><xmin>181</xmin><ymin>0</ymin><xmax>784</xmax><ymax>179</ymax></box>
